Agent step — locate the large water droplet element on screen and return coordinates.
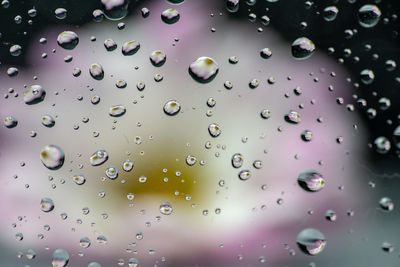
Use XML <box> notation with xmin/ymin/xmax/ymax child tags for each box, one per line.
<box><xmin>358</xmin><ymin>4</ymin><xmax>381</xmax><ymax>28</ymax></box>
<box><xmin>40</xmin><ymin>197</ymin><xmax>55</xmax><ymax>212</ymax></box>
<box><xmin>122</xmin><ymin>40</ymin><xmax>140</xmax><ymax>56</ymax></box>
<box><xmin>161</xmin><ymin>8</ymin><xmax>180</xmax><ymax>24</ymax></box>
<box><xmin>57</xmin><ymin>31</ymin><xmax>79</xmax><ymax>50</ymax></box>
<box><xmin>296</xmin><ymin>228</ymin><xmax>326</xmax><ymax>255</ymax></box>
<box><xmin>297</xmin><ymin>170</ymin><xmax>325</xmax><ymax>192</ymax></box>
<box><xmin>150</xmin><ymin>50</ymin><xmax>167</xmax><ymax>67</ymax></box>
<box><xmin>52</xmin><ymin>249</ymin><xmax>69</xmax><ymax>267</ymax></box>
<box><xmin>89</xmin><ymin>63</ymin><xmax>104</xmax><ymax>80</ymax></box>
<box><xmin>40</xmin><ymin>145</ymin><xmax>65</xmax><ymax>170</ymax></box>
<box><xmin>101</xmin><ymin>0</ymin><xmax>129</xmax><ymax>21</ymax></box>
<box><xmin>189</xmin><ymin>57</ymin><xmax>219</xmax><ymax>83</ymax></box>
<box><xmin>24</xmin><ymin>85</ymin><xmax>46</xmax><ymax>105</ymax></box>
<box><xmin>291</xmin><ymin>37</ymin><xmax>315</xmax><ymax>59</ymax></box>
<box><xmin>109</xmin><ymin>105</ymin><xmax>126</xmax><ymax>117</ymax></box>
<box><xmin>90</xmin><ymin>149</ymin><xmax>109</xmax><ymax>166</ymax></box>
<box><xmin>160</xmin><ymin>202</ymin><xmax>173</xmax><ymax>215</ymax></box>
<box><xmin>163</xmin><ymin>100</ymin><xmax>181</xmax><ymax>116</ymax></box>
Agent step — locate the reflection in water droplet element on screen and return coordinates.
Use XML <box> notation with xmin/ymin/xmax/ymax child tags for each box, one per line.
<box><xmin>231</xmin><ymin>153</ymin><xmax>244</xmax><ymax>168</ymax></box>
<box><xmin>161</xmin><ymin>8</ymin><xmax>180</xmax><ymax>24</ymax></box>
<box><xmin>40</xmin><ymin>197</ymin><xmax>55</xmax><ymax>212</ymax></box>
<box><xmin>41</xmin><ymin>115</ymin><xmax>56</xmax><ymax>127</ymax></box>
<box><xmin>4</xmin><ymin>116</ymin><xmax>18</xmax><ymax>128</ymax></box>
<box><xmin>150</xmin><ymin>50</ymin><xmax>167</xmax><ymax>67</ymax></box>
<box><xmin>101</xmin><ymin>0</ymin><xmax>129</xmax><ymax>21</ymax></box>
<box><xmin>52</xmin><ymin>249</ymin><xmax>69</xmax><ymax>267</ymax></box>
<box><xmin>189</xmin><ymin>57</ymin><xmax>219</xmax><ymax>83</ymax></box>
<box><xmin>208</xmin><ymin>123</ymin><xmax>221</xmax><ymax>137</ymax></box>
<box><xmin>296</xmin><ymin>228</ymin><xmax>326</xmax><ymax>255</ymax></box>
<box><xmin>122</xmin><ymin>40</ymin><xmax>140</xmax><ymax>56</ymax></box>
<box><xmin>57</xmin><ymin>31</ymin><xmax>79</xmax><ymax>50</ymax></box>
<box><xmin>285</xmin><ymin>110</ymin><xmax>301</xmax><ymax>124</ymax></box>
<box><xmin>109</xmin><ymin>105</ymin><xmax>126</xmax><ymax>117</ymax></box>
<box><xmin>89</xmin><ymin>63</ymin><xmax>104</xmax><ymax>80</ymax></box>
<box><xmin>90</xmin><ymin>149</ymin><xmax>109</xmax><ymax>166</ymax></box>
<box><xmin>160</xmin><ymin>202</ymin><xmax>173</xmax><ymax>215</ymax></box>
<box><xmin>291</xmin><ymin>37</ymin><xmax>315</xmax><ymax>59</ymax></box>
<box><xmin>24</xmin><ymin>85</ymin><xmax>46</xmax><ymax>105</ymax></box>
<box><xmin>106</xmin><ymin>166</ymin><xmax>119</xmax><ymax>180</ymax></box>
<box><xmin>79</xmin><ymin>237</ymin><xmax>91</xmax><ymax>248</ymax></box>
<box><xmin>379</xmin><ymin>197</ymin><xmax>394</xmax><ymax>211</ymax></box>
<box><xmin>298</xmin><ymin>170</ymin><xmax>325</xmax><ymax>192</ymax></box>
<box><xmin>186</xmin><ymin>155</ymin><xmax>197</xmax><ymax>166</ymax></box>
<box><xmin>163</xmin><ymin>100</ymin><xmax>181</xmax><ymax>116</ymax></box>
<box><xmin>40</xmin><ymin>145</ymin><xmax>65</xmax><ymax>170</ymax></box>
<box><xmin>374</xmin><ymin>136</ymin><xmax>391</xmax><ymax>154</ymax></box>
<box><xmin>238</xmin><ymin>169</ymin><xmax>251</xmax><ymax>180</ymax></box>
<box><xmin>73</xmin><ymin>174</ymin><xmax>86</xmax><ymax>185</ymax></box>
<box><xmin>123</xmin><ymin>160</ymin><xmax>134</xmax><ymax>172</ymax></box>
<box><xmin>358</xmin><ymin>4</ymin><xmax>381</xmax><ymax>28</ymax></box>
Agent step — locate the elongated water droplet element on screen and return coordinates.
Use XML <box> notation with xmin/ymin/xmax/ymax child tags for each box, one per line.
<box><xmin>297</xmin><ymin>170</ymin><xmax>325</xmax><ymax>192</ymax></box>
<box><xmin>90</xmin><ymin>149</ymin><xmax>109</xmax><ymax>166</ymax></box>
<box><xmin>24</xmin><ymin>85</ymin><xmax>46</xmax><ymax>105</ymax></box>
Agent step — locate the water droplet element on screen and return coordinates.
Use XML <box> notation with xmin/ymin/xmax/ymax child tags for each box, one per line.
<box><xmin>285</xmin><ymin>110</ymin><xmax>301</xmax><ymax>124</ymax></box>
<box><xmin>57</xmin><ymin>31</ymin><xmax>79</xmax><ymax>50</ymax></box>
<box><xmin>106</xmin><ymin>166</ymin><xmax>118</xmax><ymax>180</ymax></box>
<box><xmin>260</xmin><ymin>48</ymin><xmax>272</xmax><ymax>59</ymax></box>
<box><xmin>55</xmin><ymin>8</ymin><xmax>67</xmax><ymax>19</ymax></box>
<box><xmin>73</xmin><ymin>174</ymin><xmax>86</xmax><ymax>185</ymax></box>
<box><xmin>163</xmin><ymin>100</ymin><xmax>181</xmax><ymax>116</ymax></box>
<box><xmin>208</xmin><ymin>123</ymin><xmax>221</xmax><ymax>137</ymax></box>
<box><xmin>291</xmin><ymin>37</ymin><xmax>315</xmax><ymax>59</ymax></box>
<box><xmin>79</xmin><ymin>237</ymin><xmax>91</xmax><ymax>248</ymax></box>
<box><xmin>231</xmin><ymin>153</ymin><xmax>243</xmax><ymax>168</ymax></box>
<box><xmin>128</xmin><ymin>258</ymin><xmax>139</xmax><ymax>267</ymax></box>
<box><xmin>4</xmin><ymin>116</ymin><xmax>18</xmax><ymax>128</ymax></box>
<box><xmin>120</xmin><ymin>160</ymin><xmax>133</xmax><ymax>172</ymax></box>
<box><xmin>186</xmin><ymin>155</ymin><xmax>197</xmax><ymax>166</ymax></box>
<box><xmin>358</xmin><ymin>4</ymin><xmax>381</xmax><ymax>28</ymax></box>
<box><xmin>160</xmin><ymin>202</ymin><xmax>173</xmax><ymax>215</ymax></box>
<box><xmin>374</xmin><ymin>136</ymin><xmax>391</xmax><ymax>154</ymax></box>
<box><xmin>161</xmin><ymin>8</ymin><xmax>180</xmax><ymax>24</ymax></box>
<box><xmin>24</xmin><ymin>85</ymin><xmax>46</xmax><ymax>105</ymax></box>
<box><xmin>325</xmin><ymin>210</ymin><xmax>337</xmax><ymax>221</ymax></box>
<box><xmin>260</xmin><ymin>109</ymin><xmax>271</xmax><ymax>119</ymax></box>
<box><xmin>89</xmin><ymin>63</ymin><xmax>104</xmax><ymax>80</ymax></box>
<box><xmin>101</xmin><ymin>0</ymin><xmax>129</xmax><ymax>20</ymax></box>
<box><xmin>301</xmin><ymin>130</ymin><xmax>313</xmax><ymax>142</ymax></box>
<box><xmin>40</xmin><ymin>145</ymin><xmax>65</xmax><ymax>170</ymax></box>
<box><xmin>109</xmin><ymin>105</ymin><xmax>126</xmax><ymax>117</ymax></box>
<box><xmin>40</xmin><ymin>197</ymin><xmax>54</xmax><ymax>212</ymax></box>
<box><xmin>150</xmin><ymin>50</ymin><xmax>166</xmax><ymax>67</ymax></box>
<box><xmin>189</xmin><ymin>57</ymin><xmax>219</xmax><ymax>83</ymax></box>
<box><xmin>226</xmin><ymin>0</ymin><xmax>240</xmax><ymax>13</ymax></box>
<box><xmin>297</xmin><ymin>170</ymin><xmax>325</xmax><ymax>192</ymax></box>
<box><xmin>104</xmin><ymin>39</ymin><xmax>117</xmax><ymax>51</ymax></box>
<box><xmin>360</xmin><ymin>69</ymin><xmax>375</xmax><ymax>84</ymax></box>
<box><xmin>87</xmin><ymin>262</ymin><xmax>101</xmax><ymax>267</ymax></box>
<box><xmin>323</xmin><ymin>6</ymin><xmax>339</xmax><ymax>22</ymax></box>
<box><xmin>41</xmin><ymin>115</ymin><xmax>56</xmax><ymax>127</ymax></box>
<box><xmin>10</xmin><ymin>44</ymin><xmax>22</xmax><ymax>56</ymax></box>
<box><xmin>238</xmin><ymin>169</ymin><xmax>251</xmax><ymax>180</ymax></box>
<box><xmin>122</xmin><ymin>40</ymin><xmax>140</xmax><ymax>56</ymax></box>
<box><xmin>296</xmin><ymin>228</ymin><xmax>326</xmax><ymax>255</ymax></box>
<box><xmin>90</xmin><ymin>149</ymin><xmax>109</xmax><ymax>166</ymax></box>
<box><xmin>379</xmin><ymin>197</ymin><xmax>394</xmax><ymax>211</ymax></box>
